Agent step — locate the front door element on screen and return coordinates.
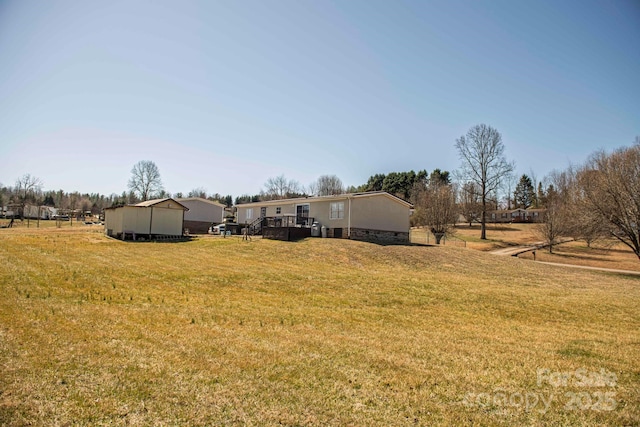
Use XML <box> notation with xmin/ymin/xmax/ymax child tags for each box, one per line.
<box><xmin>260</xmin><ymin>207</ymin><xmax>266</xmax><ymax>218</ymax></box>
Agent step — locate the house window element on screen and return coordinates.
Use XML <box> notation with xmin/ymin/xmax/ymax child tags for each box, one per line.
<box><xmin>330</xmin><ymin>202</ymin><xmax>344</xmax><ymax>219</ymax></box>
<box><xmin>246</xmin><ymin>208</ymin><xmax>253</xmax><ymax>221</ymax></box>
<box><xmin>276</xmin><ymin>207</ymin><xmax>281</xmax><ymax>215</ymax></box>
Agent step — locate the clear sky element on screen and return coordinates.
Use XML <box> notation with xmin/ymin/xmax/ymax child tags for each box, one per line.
<box><xmin>1</xmin><ymin>0</ymin><xmax>638</xmax><ymax>198</ymax></box>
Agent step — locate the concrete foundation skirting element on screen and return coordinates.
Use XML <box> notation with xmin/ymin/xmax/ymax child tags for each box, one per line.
<box><xmin>327</xmin><ymin>227</ymin><xmax>409</xmax><ymax>244</ymax></box>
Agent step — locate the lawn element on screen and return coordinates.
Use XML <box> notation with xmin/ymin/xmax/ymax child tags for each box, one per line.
<box><xmin>1</xmin><ymin>228</ymin><xmax>639</xmax><ymax>425</ymax></box>
<box><xmin>446</xmin><ymin>223</ymin><xmax>542</xmax><ymax>251</ymax></box>
<box><xmin>420</xmin><ymin>223</ymin><xmax>640</xmax><ymax>272</ymax></box>
<box><xmin>518</xmin><ymin>241</ymin><xmax>640</xmax><ymax>272</ymax></box>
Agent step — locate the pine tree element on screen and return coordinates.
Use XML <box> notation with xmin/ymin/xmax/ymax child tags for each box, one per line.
<box><xmin>514</xmin><ymin>174</ymin><xmax>535</xmax><ymax>209</ymax></box>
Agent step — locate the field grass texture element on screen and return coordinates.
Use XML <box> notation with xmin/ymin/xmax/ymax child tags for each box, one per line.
<box><xmin>0</xmin><ymin>228</ymin><xmax>638</xmax><ymax>425</ymax></box>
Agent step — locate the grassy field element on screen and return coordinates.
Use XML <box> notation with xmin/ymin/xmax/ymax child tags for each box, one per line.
<box><xmin>1</xmin><ymin>228</ymin><xmax>639</xmax><ymax>426</ymax></box>
<box><xmin>414</xmin><ymin>223</ymin><xmax>640</xmax><ymax>272</ymax></box>
<box><xmin>449</xmin><ymin>223</ymin><xmax>540</xmax><ymax>251</ymax></box>
<box><xmin>518</xmin><ymin>241</ymin><xmax>640</xmax><ymax>272</ymax></box>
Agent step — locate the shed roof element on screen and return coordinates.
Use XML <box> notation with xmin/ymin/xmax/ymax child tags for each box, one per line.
<box><xmin>103</xmin><ymin>198</ymin><xmax>189</xmax><ymax>211</ymax></box>
<box><xmin>134</xmin><ymin>198</ymin><xmax>189</xmax><ymax>210</ymax></box>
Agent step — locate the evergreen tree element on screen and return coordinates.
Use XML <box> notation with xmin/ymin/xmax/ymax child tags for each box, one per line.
<box><xmin>514</xmin><ymin>174</ymin><xmax>535</xmax><ymax>209</ymax></box>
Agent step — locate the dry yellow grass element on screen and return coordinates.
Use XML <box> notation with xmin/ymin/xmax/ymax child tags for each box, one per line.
<box><xmin>437</xmin><ymin>224</ymin><xmax>640</xmax><ymax>272</ymax></box>
<box><xmin>447</xmin><ymin>223</ymin><xmax>540</xmax><ymax>251</ymax></box>
<box><xmin>0</xmin><ymin>227</ymin><xmax>639</xmax><ymax>425</ymax></box>
<box><xmin>519</xmin><ymin>241</ymin><xmax>640</xmax><ymax>272</ymax></box>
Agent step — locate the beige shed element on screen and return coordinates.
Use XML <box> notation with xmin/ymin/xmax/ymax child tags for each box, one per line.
<box><xmin>104</xmin><ymin>198</ymin><xmax>188</xmax><ymax>240</ymax></box>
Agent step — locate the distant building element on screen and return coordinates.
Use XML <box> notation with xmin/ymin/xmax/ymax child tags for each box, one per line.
<box><xmin>487</xmin><ymin>208</ymin><xmax>546</xmax><ymax>223</ymax></box>
<box><xmin>104</xmin><ymin>198</ymin><xmax>188</xmax><ymax>240</ymax></box>
<box><xmin>176</xmin><ymin>197</ymin><xmax>226</xmax><ymax>234</ymax></box>
<box><xmin>23</xmin><ymin>205</ymin><xmax>58</xmax><ymax>220</ymax></box>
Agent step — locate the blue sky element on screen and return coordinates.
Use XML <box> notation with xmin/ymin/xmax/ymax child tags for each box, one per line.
<box><xmin>1</xmin><ymin>0</ymin><xmax>638</xmax><ymax>197</ymax></box>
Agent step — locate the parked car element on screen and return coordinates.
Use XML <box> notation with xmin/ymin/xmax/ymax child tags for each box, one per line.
<box><xmin>208</xmin><ymin>223</ymin><xmax>226</xmax><ymax>235</ymax></box>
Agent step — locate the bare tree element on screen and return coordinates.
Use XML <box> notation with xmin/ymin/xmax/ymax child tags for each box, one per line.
<box><xmin>503</xmin><ymin>172</ymin><xmax>517</xmax><ymax>210</ymax></box>
<box><xmin>15</xmin><ymin>174</ymin><xmax>43</xmax><ymax>202</ymax></box>
<box><xmin>128</xmin><ymin>160</ymin><xmax>164</xmax><ymax>202</ymax></box>
<box><xmin>313</xmin><ymin>174</ymin><xmax>344</xmax><ymax>196</ymax></box>
<box><xmin>578</xmin><ymin>144</ymin><xmax>640</xmax><ymax>260</ymax></box>
<box><xmin>0</xmin><ymin>184</ymin><xmax>5</xmax><ymax>214</ymax></box>
<box><xmin>528</xmin><ymin>168</ymin><xmax>539</xmax><ymax>208</ymax></box>
<box><xmin>412</xmin><ymin>181</ymin><xmax>458</xmax><ymax>244</ymax></box>
<box><xmin>458</xmin><ymin>182</ymin><xmax>482</xmax><ymax>226</ymax></box>
<box><xmin>455</xmin><ymin>124</ymin><xmax>514</xmax><ymax>239</ymax></box>
<box><xmin>188</xmin><ymin>187</ymin><xmax>207</xmax><ymax>198</ymax></box>
<box><xmin>535</xmin><ymin>170</ymin><xmax>574</xmax><ymax>253</ymax></box>
<box><xmin>572</xmin><ymin>205</ymin><xmax>611</xmax><ymax>248</ymax></box>
<box><xmin>14</xmin><ymin>174</ymin><xmax>43</xmax><ymax>218</ymax></box>
<box><xmin>263</xmin><ymin>175</ymin><xmax>302</xmax><ymax>200</ymax></box>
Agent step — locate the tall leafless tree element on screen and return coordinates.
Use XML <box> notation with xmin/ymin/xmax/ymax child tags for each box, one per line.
<box><xmin>503</xmin><ymin>172</ymin><xmax>517</xmax><ymax>210</ymax></box>
<box><xmin>455</xmin><ymin>124</ymin><xmax>514</xmax><ymax>239</ymax></box>
<box><xmin>14</xmin><ymin>174</ymin><xmax>43</xmax><ymax>217</ymax></box>
<box><xmin>536</xmin><ymin>170</ymin><xmax>574</xmax><ymax>253</ymax></box>
<box><xmin>263</xmin><ymin>175</ymin><xmax>303</xmax><ymax>200</ymax></box>
<box><xmin>128</xmin><ymin>160</ymin><xmax>164</xmax><ymax>202</ymax></box>
<box><xmin>15</xmin><ymin>174</ymin><xmax>43</xmax><ymax>202</ymax></box>
<box><xmin>412</xmin><ymin>180</ymin><xmax>458</xmax><ymax>244</ymax></box>
<box><xmin>313</xmin><ymin>174</ymin><xmax>344</xmax><ymax>196</ymax></box>
<box><xmin>578</xmin><ymin>143</ymin><xmax>640</xmax><ymax>260</ymax></box>
<box><xmin>458</xmin><ymin>182</ymin><xmax>481</xmax><ymax>226</ymax></box>
<box><xmin>188</xmin><ymin>187</ymin><xmax>208</xmax><ymax>198</ymax></box>
<box><xmin>528</xmin><ymin>168</ymin><xmax>539</xmax><ymax>208</ymax></box>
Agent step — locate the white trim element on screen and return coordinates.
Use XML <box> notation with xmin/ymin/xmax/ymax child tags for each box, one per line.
<box><xmin>348</xmin><ymin>196</ymin><xmax>352</xmax><ymax>237</ymax></box>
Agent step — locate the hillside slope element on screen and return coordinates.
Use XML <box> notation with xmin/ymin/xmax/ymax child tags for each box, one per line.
<box><xmin>1</xmin><ymin>229</ymin><xmax>638</xmax><ymax>425</ymax></box>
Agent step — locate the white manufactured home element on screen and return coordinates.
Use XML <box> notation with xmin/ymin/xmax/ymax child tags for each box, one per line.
<box><xmin>235</xmin><ymin>191</ymin><xmax>412</xmax><ymax>244</ymax></box>
<box><xmin>104</xmin><ymin>198</ymin><xmax>188</xmax><ymax>240</ymax></box>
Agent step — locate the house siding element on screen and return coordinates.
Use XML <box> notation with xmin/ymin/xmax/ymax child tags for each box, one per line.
<box><xmin>235</xmin><ymin>192</ymin><xmax>411</xmax><ymax>242</ymax></box>
<box><xmin>350</xmin><ymin>195</ymin><xmax>410</xmax><ymax>233</ymax></box>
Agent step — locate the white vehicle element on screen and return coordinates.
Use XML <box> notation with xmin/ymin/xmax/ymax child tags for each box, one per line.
<box><xmin>208</xmin><ymin>223</ymin><xmax>226</xmax><ymax>235</ymax></box>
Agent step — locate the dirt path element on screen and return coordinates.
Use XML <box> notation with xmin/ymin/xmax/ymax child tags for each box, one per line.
<box><xmin>533</xmin><ymin>261</ymin><xmax>640</xmax><ymax>276</ymax></box>
<box><xmin>489</xmin><ymin>243</ymin><xmax>546</xmax><ymax>257</ymax></box>
<box><xmin>489</xmin><ymin>239</ymin><xmax>574</xmax><ymax>257</ymax></box>
<box><xmin>489</xmin><ymin>243</ymin><xmax>640</xmax><ymax>276</ymax></box>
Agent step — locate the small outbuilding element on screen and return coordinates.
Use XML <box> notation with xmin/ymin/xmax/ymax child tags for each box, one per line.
<box><xmin>104</xmin><ymin>198</ymin><xmax>188</xmax><ymax>240</ymax></box>
<box><xmin>176</xmin><ymin>197</ymin><xmax>226</xmax><ymax>233</ymax></box>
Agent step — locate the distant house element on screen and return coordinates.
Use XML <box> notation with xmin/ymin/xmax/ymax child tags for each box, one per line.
<box><xmin>235</xmin><ymin>191</ymin><xmax>412</xmax><ymax>244</ymax></box>
<box><xmin>21</xmin><ymin>205</ymin><xmax>57</xmax><ymax>220</ymax></box>
<box><xmin>488</xmin><ymin>208</ymin><xmax>546</xmax><ymax>223</ymax></box>
<box><xmin>176</xmin><ymin>197</ymin><xmax>226</xmax><ymax>233</ymax></box>
<box><xmin>104</xmin><ymin>198</ymin><xmax>188</xmax><ymax>240</ymax></box>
